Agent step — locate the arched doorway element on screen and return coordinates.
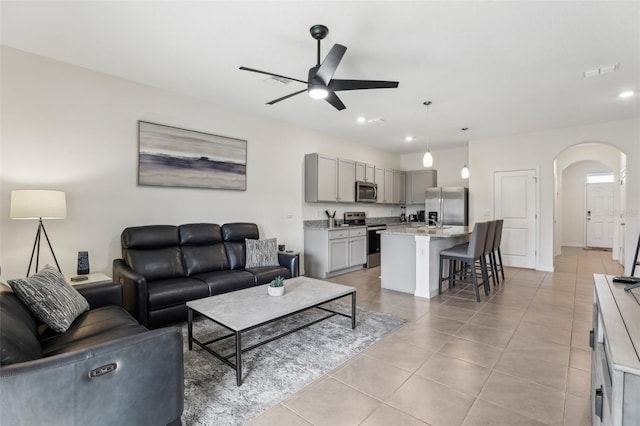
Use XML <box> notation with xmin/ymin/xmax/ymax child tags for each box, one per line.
<box><xmin>554</xmin><ymin>142</ymin><xmax>627</xmax><ymax>265</ymax></box>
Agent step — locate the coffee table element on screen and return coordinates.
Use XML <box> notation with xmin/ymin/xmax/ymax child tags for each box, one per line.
<box><xmin>187</xmin><ymin>276</ymin><xmax>356</xmax><ymax>386</ymax></box>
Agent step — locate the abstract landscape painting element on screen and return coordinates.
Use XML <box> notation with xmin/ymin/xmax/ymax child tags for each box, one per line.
<box><xmin>138</xmin><ymin>121</ymin><xmax>247</xmax><ymax>190</ymax></box>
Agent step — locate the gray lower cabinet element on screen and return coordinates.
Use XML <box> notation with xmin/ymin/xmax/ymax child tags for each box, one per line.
<box><xmin>592</xmin><ymin>274</ymin><xmax>640</xmax><ymax>425</ymax></box>
<box><xmin>304</xmin><ymin>227</ymin><xmax>367</xmax><ymax>278</ymax></box>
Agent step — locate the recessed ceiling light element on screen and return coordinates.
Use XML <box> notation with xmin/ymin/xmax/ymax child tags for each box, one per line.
<box><xmin>356</xmin><ymin>116</ymin><xmax>366</xmax><ymax>123</ymax></box>
<box><xmin>619</xmin><ymin>90</ymin><xmax>635</xmax><ymax>98</ymax></box>
<box><xmin>404</xmin><ymin>135</ymin><xmax>413</xmax><ymax>142</ymax></box>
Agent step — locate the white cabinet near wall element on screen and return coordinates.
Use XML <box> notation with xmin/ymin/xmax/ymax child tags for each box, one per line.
<box><xmin>304</xmin><ymin>227</ymin><xmax>367</xmax><ymax>278</ymax></box>
<box><xmin>375</xmin><ymin>167</ymin><xmax>385</xmax><ymax>204</ymax></box>
<box><xmin>305</xmin><ymin>153</ymin><xmax>355</xmax><ymax>203</ymax></box>
<box><xmin>394</xmin><ymin>170</ymin><xmax>406</xmax><ymax>204</ymax></box>
<box><xmin>405</xmin><ymin>170</ymin><xmax>438</xmax><ymax>205</ymax></box>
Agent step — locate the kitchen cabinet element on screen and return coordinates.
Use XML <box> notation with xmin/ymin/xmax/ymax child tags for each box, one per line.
<box><xmin>405</xmin><ymin>170</ymin><xmax>438</xmax><ymax>205</ymax></box>
<box><xmin>375</xmin><ymin>167</ymin><xmax>385</xmax><ymax>204</ymax></box>
<box><xmin>384</xmin><ymin>169</ymin><xmax>394</xmax><ymax>204</ymax></box>
<box><xmin>591</xmin><ymin>274</ymin><xmax>640</xmax><ymax>426</ymax></box>
<box><xmin>305</xmin><ymin>154</ymin><xmax>355</xmax><ymax>203</ymax></box>
<box><xmin>355</xmin><ymin>162</ymin><xmax>375</xmax><ymax>183</ymax></box>
<box><xmin>394</xmin><ymin>170</ymin><xmax>406</xmax><ymax>204</ymax></box>
<box><xmin>304</xmin><ymin>227</ymin><xmax>367</xmax><ymax>278</ymax></box>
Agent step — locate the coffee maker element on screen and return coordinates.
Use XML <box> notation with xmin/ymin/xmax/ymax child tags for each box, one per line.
<box><xmin>417</xmin><ymin>210</ymin><xmax>426</xmax><ymax>222</ymax></box>
<box><xmin>400</xmin><ymin>206</ymin><xmax>406</xmax><ymax>222</ymax></box>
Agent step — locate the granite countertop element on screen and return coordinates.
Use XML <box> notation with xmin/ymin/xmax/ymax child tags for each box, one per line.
<box><xmin>378</xmin><ymin>225</ymin><xmax>470</xmax><ymax>238</ymax></box>
<box><xmin>303</xmin><ymin>217</ymin><xmax>407</xmax><ymax>230</ymax></box>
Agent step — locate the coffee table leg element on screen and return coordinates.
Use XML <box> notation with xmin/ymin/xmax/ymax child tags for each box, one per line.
<box><xmin>236</xmin><ymin>331</ymin><xmax>242</xmax><ymax>386</ymax></box>
<box><xmin>351</xmin><ymin>291</ymin><xmax>356</xmax><ymax>329</ymax></box>
<box><xmin>188</xmin><ymin>308</ymin><xmax>193</xmax><ymax>350</ymax></box>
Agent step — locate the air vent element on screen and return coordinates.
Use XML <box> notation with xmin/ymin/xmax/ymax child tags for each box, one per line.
<box><xmin>583</xmin><ymin>63</ymin><xmax>620</xmax><ymax>78</ymax></box>
<box><xmin>367</xmin><ymin>118</ymin><xmax>386</xmax><ymax>124</ymax></box>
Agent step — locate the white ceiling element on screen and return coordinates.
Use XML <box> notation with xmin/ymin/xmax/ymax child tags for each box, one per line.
<box><xmin>2</xmin><ymin>1</ymin><xmax>639</xmax><ymax>153</ymax></box>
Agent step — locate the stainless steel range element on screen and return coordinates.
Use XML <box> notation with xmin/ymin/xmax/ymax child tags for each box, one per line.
<box><xmin>343</xmin><ymin>212</ymin><xmax>385</xmax><ymax>268</ymax></box>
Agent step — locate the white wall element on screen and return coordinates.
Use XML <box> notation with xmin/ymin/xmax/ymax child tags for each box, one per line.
<box><xmin>400</xmin><ymin>145</ymin><xmax>468</xmax><ymax>188</ymax></box>
<box><xmin>0</xmin><ymin>47</ymin><xmax>402</xmax><ymax>280</ymax></box>
<box><xmin>470</xmin><ymin>119</ymin><xmax>640</xmax><ymax>273</ymax></box>
<box><xmin>561</xmin><ymin>160</ymin><xmax>612</xmax><ymax>247</ymax></box>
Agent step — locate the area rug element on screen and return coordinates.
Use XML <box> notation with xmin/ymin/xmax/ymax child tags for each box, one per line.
<box><xmin>180</xmin><ymin>301</ymin><xmax>406</xmax><ymax>425</ymax></box>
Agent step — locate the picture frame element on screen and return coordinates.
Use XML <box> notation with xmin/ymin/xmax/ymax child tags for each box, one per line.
<box><xmin>138</xmin><ymin>121</ymin><xmax>247</xmax><ymax>191</ymax></box>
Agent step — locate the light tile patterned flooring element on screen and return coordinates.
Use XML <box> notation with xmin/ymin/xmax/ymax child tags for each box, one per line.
<box><xmin>248</xmin><ymin>247</ymin><xmax>622</xmax><ymax>426</ymax></box>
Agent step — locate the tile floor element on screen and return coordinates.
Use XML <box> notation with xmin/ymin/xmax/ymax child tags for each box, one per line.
<box><xmin>248</xmin><ymin>247</ymin><xmax>622</xmax><ymax>426</ymax></box>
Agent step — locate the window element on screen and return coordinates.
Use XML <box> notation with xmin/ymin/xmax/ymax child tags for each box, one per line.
<box><xmin>586</xmin><ymin>173</ymin><xmax>614</xmax><ymax>184</ymax></box>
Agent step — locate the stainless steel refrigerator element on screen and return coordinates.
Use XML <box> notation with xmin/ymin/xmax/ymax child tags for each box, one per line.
<box><xmin>425</xmin><ymin>187</ymin><xmax>469</xmax><ymax>226</ymax></box>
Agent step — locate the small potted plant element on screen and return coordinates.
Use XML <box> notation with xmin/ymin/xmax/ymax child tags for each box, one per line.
<box><xmin>268</xmin><ymin>276</ymin><xmax>285</xmax><ymax>296</ymax></box>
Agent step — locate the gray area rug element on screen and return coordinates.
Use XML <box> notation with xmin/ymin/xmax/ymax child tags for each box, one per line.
<box><xmin>181</xmin><ymin>301</ymin><xmax>406</xmax><ymax>425</ymax></box>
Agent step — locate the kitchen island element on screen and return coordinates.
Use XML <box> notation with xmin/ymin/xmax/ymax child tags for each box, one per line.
<box><xmin>379</xmin><ymin>226</ymin><xmax>471</xmax><ymax>298</ymax></box>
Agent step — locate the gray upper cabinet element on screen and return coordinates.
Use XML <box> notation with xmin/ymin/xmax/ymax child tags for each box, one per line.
<box><xmin>394</xmin><ymin>170</ymin><xmax>406</xmax><ymax>204</ymax></box>
<box><xmin>355</xmin><ymin>162</ymin><xmax>375</xmax><ymax>183</ymax></box>
<box><xmin>405</xmin><ymin>170</ymin><xmax>438</xmax><ymax>205</ymax></box>
<box><xmin>305</xmin><ymin>153</ymin><xmax>355</xmax><ymax>203</ymax></box>
<box><xmin>384</xmin><ymin>169</ymin><xmax>394</xmax><ymax>204</ymax></box>
<box><xmin>375</xmin><ymin>167</ymin><xmax>385</xmax><ymax>204</ymax></box>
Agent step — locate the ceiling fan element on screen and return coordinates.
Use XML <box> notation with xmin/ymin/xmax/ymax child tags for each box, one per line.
<box><xmin>239</xmin><ymin>25</ymin><xmax>399</xmax><ymax>111</ymax></box>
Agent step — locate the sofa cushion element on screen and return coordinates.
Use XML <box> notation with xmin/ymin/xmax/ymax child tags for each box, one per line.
<box><xmin>245</xmin><ymin>238</ymin><xmax>279</xmax><ymax>268</ymax></box>
<box><xmin>245</xmin><ymin>266</ymin><xmax>292</xmax><ymax>286</ymax></box>
<box><xmin>224</xmin><ymin>242</ymin><xmax>246</xmax><ymax>270</ymax></box>
<box><xmin>192</xmin><ymin>270</ymin><xmax>255</xmax><ymax>296</ymax></box>
<box><xmin>39</xmin><ymin>305</ymin><xmax>146</xmax><ymax>357</ymax></box>
<box><xmin>0</xmin><ymin>290</ymin><xmax>42</xmax><ymax>365</ymax></box>
<box><xmin>182</xmin><ymin>245</ymin><xmax>229</xmax><ymax>276</ymax></box>
<box><xmin>7</xmin><ymin>266</ymin><xmax>89</xmax><ymax>333</ymax></box>
<box><xmin>179</xmin><ymin>223</ymin><xmax>222</xmax><ymax>245</ymax></box>
<box><xmin>146</xmin><ymin>278</ymin><xmax>209</xmax><ymax>310</ymax></box>
<box><xmin>125</xmin><ymin>247</ymin><xmax>185</xmax><ymax>281</ymax></box>
<box><xmin>122</xmin><ymin>225</ymin><xmax>179</xmax><ymax>249</ymax></box>
<box><xmin>221</xmin><ymin>223</ymin><xmax>259</xmax><ymax>242</ymax></box>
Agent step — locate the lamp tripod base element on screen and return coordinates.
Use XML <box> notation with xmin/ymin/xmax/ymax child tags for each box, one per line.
<box><xmin>27</xmin><ymin>218</ymin><xmax>62</xmax><ymax>277</ymax></box>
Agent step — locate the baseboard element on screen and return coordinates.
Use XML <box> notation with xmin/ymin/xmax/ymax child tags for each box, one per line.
<box><xmin>562</xmin><ymin>242</ymin><xmax>583</xmax><ymax>248</ymax></box>
<box><xmin>537</xmin><ymin>265</ymin><xmax>554</xmax><ymax>272</ymax></box>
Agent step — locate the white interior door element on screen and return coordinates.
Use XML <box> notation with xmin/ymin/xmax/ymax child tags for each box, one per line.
<box><xmin>494</xmin><ymin>169</ymin><xmax>537</xmax><ymax>269</ymax></box>
<box><xmin>586</xmin><ymin>182</ymin><xmax>614</xmax><ymax>248</ymax></box>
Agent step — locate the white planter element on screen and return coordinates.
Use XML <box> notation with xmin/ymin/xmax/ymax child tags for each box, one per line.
<box><xmin>267</xmin><ymin>285</ymin><xmax>285</xmax><ymax>297</ymax></box>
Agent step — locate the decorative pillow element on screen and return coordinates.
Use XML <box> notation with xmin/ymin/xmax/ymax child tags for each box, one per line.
<box><xmin>7</xmin><ymin>265</ymin><xmax>89</xmax><ymax>333</ymax></box>
<box><xmin>245</xmin><ymin>238</ymin><xmax>279</xmax><ymax>268</ymax></box>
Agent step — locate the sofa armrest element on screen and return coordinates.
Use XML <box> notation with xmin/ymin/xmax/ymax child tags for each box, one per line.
<box><xmin>0</xmin><ymin>326</ymin><xmax>184</xmax><ymax>426</ymax></box>
<box><xmin>112</xmin><ymin>259</ymin><xmax>149</xmax><ymax>327</ymax></box>
<box><xmin>75</xmin><ymin>281</ymin><xmax>122</xmax><ymax>309</ymax></box>
<box><xmin>278</xmin><ymin>252</ymin><xmax>299</xmax><ymax>278</ymax></box>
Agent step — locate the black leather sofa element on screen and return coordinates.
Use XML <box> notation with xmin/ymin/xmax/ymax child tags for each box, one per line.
<box><xmin>0</xmin><ymin>281</ymin><xmax>183</xmax><ymax>426</ymax></box>
<box><xmin>113</xmin><ymin>222</ymin><xmax>298</xmax><ymax>328</ymax></box>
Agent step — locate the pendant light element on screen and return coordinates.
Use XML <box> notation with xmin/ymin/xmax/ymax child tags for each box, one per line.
<box><xmin>461</xmin><ymin>127</ymin><xmax>470</xmax><ymax>179</ymax></box>
<box><xmin>422</xmin><ymin>101</ymin><xmax>433</xmax><ymax>167</ymax></box>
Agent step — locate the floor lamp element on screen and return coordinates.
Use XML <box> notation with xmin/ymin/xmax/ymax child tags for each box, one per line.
<box><xmin>10</xmin><ymin>190</ymin><xmax>67</xmax><ymax>277</ymax></box>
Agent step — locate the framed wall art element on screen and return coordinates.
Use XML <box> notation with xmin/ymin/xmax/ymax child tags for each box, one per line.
<box><xmin>138</xmin><ymin>121</ymin><xmax>247</xmax><ymax>191</ymax></box>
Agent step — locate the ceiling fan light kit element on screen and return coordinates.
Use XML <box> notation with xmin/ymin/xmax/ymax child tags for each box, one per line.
<box><xmin>240</xmin><ymin>25</ymin><xmax>399</xmax><ymax>111</ymax></box>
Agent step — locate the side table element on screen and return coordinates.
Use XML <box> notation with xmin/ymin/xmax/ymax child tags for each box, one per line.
<box><xmin>65</xmin><ymin>272</ymin><xmax>112</xmax><ymax>286</ymax></box>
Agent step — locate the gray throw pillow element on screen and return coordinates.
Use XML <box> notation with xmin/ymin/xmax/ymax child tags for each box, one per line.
<box><xmin>7</xmin><ymin>265</ymin><xmax>89</xmax><ymax>333</ymax></box>
<box><xmin>245</xmin><ymin>238</ymin><xmax>279</xmax><ymax>268</ymax></box>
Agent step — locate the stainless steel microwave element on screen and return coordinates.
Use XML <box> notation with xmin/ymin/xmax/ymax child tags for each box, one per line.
<box><xmin>356</xmin><ymin>181</ymin><xmax>377</xmax><ymax>203</ymax></box>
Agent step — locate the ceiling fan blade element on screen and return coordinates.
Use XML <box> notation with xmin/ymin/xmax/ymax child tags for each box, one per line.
<box><xmin>266</xmin><ymin>89</ymin><xmax>308</xmax><ymax>105</ymax></box>
<box><xmin>329</xmin><ymin>79</ymin><xmax>399</xmax><ymax>91</ymax></box>
<box><xmin>315</xmin><ymin>44</ymin><xmax>347</xmax><ymax>85</ymax></box>
<box><xmin>239</xmin><ymin>67</ymin><xmax>308</xmax><ymax>85</ymax></box>
<box><xmin>324</xmin><ymin>91</ymin><xmax>346</xmax><ymax>111</ymax></box>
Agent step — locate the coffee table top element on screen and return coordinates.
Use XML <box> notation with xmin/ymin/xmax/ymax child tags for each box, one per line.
<box><xmin>187</xmin><ymin>276</ymin><xmax>355</xmax><ymax>331</ymax></box>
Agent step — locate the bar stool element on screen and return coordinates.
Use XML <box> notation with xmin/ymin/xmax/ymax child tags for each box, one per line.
<box><xmin>492</xmin><ymin>219</ymin><xmax>505</xmax><ymax>281</ymax></box>
<box><xmin>483</xmin><ymin>220</ymin><xmax>497</xmax><ymax>287</ymax></box>
<box><xmin>438</xmin><ymin>222</ymin><xmax>490</xmax><ymax>302</ymax></box>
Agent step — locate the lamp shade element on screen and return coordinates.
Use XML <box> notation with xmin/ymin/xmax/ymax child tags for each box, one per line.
<box><xmin>10</xmin><ymin>190</ymin><xmax>66</xmax><ymax>219</ymax></box>
<box><xmin>422</xmin><ymin>151</ymin><xmax>433</xmax><ymax>168</ymax></box>
<box><xmin>461</xmin><ymin>165</ymin><xmax>470</xmax><ymax>179</ymax></box>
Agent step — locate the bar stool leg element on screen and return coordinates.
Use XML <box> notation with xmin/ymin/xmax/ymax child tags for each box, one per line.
<box><xmin>497</xmin><ymin>248</ymin><xmax>505</xmax><ymax>280</ymax></box>
<box><xmin>438</xmin><ymin>255</ymin><xmax>444</xmax><ymax>294</ymax></box>
<box><xmin>470</xmin><ymin>261</ymin><xmax>481</xmax><ymax>302</ymax></box>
